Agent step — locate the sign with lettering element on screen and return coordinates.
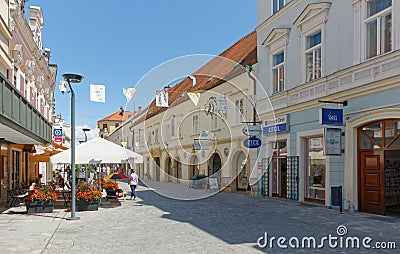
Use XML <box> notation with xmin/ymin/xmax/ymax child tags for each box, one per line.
<box><xmin>194</xmin><ymin>139</ymin><xmax>209</xmax><ymax>150</ymax></box>
<box><xmin>242</xmin><ymin>125</ymin><xmax>262</xmax><ymax>136</ymax></box>
<box><xmin>243</xmin><ymin>137</ymin><xmax>262</xmax><ymax>148</ymax></box>
<box><xmin>263</xmin><ymin>115</ymin><xmax>288</xmax><ymax>135</ymax></box>
<box><xmin>319</xmin><ymin>108</ymin><xmax>343</xmax><ymax>125</ymax></box>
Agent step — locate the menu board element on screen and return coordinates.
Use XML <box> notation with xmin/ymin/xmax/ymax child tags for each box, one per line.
<box><xmin>323</xmin><ymin>128</ymin><xmax>342</xmax><ymax>156</ymax></box>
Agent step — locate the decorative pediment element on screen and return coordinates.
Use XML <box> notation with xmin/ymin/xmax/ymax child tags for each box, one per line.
<box><xmin>293</xmin><ymin>2</ymin><xmax>332</xmax><ymax>33</ymax></box>
<box><xmin>262</xmin><ymin>28</ymin><xmax>291</xmax><ymax>51</ymax></box>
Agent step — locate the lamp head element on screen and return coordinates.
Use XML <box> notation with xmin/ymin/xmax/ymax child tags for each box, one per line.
<box><xmin>82</xmin><ymin>128</ymin><xmax>90</xmax><ymax>132</ymax></box>
<box><xmin>62</xmin><ymin>73</ymin><xmax>83</xmax><ymax>83</ymax></box>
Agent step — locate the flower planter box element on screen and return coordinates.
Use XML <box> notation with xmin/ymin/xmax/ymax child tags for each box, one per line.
<box><xmin>76</xmin><ymin>199</ymin><xmax>100</xmax><ymax>211</ymax></box>
<box><xmin>25</xmin><ymin>200</ymin><xmax>54</xmax><ymax>213</ymax></box>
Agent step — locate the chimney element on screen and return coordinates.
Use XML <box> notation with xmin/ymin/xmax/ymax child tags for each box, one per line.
<box><xmin>119</xmin><ymin>106</ymin><xmax>124</xmax><ymax>116</ymax></box>
<box><xmin>137</xmin><ymin>106</ymin><xmax>142</xmax><ymax>114</ymax></box>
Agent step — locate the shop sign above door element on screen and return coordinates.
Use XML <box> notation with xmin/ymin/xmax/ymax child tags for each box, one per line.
<box><xmin>319</xmin><ymin>108</ymin><xmax>343</xmax><ymax>125</ymax></box>
<box><xmin>263</xmin><ymin>115</ymin><xmax>288</xmax><ymax>135</ymax></box>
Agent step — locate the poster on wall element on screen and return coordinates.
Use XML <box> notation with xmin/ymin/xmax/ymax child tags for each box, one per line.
<box><xmin>324</xmin><ymin>128</ymin><xmax>342</xmax><ymax>156</ymax></box>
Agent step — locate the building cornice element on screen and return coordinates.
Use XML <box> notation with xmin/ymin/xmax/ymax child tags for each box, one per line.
<box><xmin>258</xmin><ymin>50</ymin><xmax>400</xmax><ymax>118</ymax></box>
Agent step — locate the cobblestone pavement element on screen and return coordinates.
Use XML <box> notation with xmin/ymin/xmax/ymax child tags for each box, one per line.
<box><xmin>0</xmin><ymin>181</ymin><xmax>399</xmax><ymax>253</ymax></box>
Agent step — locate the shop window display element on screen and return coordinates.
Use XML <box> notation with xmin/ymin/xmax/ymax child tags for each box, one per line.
<box><xmin>305</xmin><ymin>137</ymin><xmax>326</xmax><ymax>200</ymax></box>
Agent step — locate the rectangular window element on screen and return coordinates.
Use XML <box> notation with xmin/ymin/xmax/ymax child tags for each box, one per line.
<box><xmin>192</xmin><ymin>115</ymin><xmax>199</xmax><ymax>134</ymax></box>
<box><xmin>272</xmin><ymin>51</ymin><xmax>285</xmax><ymax>93</ymax></box>
<box><xmin>365</xmin><ymin>0</ymin><xmax>392</xmax><ymax>59</ymax></box>
<box><xmin>102</xmin><ymin>124</ymin><xmax>107</xmax><ymax>130</ymax></box>
<box><xmin>211</xmin><ymin>114</ymin><xmax>219</xmax><ymax>130</ymax></box>
<box><xmin>305</xmin><ymin>137</ymin><xmax>326</xmax><ymax>201</ymax></box>
<box><xmin>115</xmin><ymin>123</ymin><xmax>119</xmax><ymax>128</ymax></box>
<box><xmin>305</xmin><ymin>31</ymin><xmax>322</xmax><ymax>82</ymax></box>
<box><xmin>235</xmin><ymin>99</ymin><xmax>245</xmax><ymax>124</ymax></box>
<box><xmin>154</xmin><ymin>128</ymin><xmax>159</xmax><ymax>143</ymax></box>
<box><xmin>273</xmin><ymin>0</ymin><xmax>285</xmax><ymax>14</ymax></box>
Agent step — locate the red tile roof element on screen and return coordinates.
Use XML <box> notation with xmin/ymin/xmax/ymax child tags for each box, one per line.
<box><xmin>99</xmin><ymin>110</ymin><xmax>135</xmax><ymax>121</ymax></box>
<box><xmin>135</xmin><ymin>31</ymin><xmax>257</xmax><ymax>123</ymax></box>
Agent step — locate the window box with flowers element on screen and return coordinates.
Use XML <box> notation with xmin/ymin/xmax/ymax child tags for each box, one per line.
<box><xmin>75</xmin><ymin>184</ymin><xmax>102</xmax><ymax>211</ymax></box>
<box><xmin>25</xmin><ymin>187</ymin><xmax>58</xmax><ymax>213</ymax></box>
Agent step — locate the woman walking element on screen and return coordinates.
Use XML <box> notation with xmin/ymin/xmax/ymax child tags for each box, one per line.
<box><xmin>128</xmin><ymin>168</ymin><xmax>138</xmax><ymax>200</ymax></box>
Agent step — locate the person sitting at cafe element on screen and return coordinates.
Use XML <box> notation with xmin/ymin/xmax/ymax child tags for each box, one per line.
<box><xmin>58</xmin><ymin>174</ymin><xmax>65</xmax><ymax>189</ymax></box>
<box><xmin>35</xmin><ymin>174</ymin><xmax>43</xmax><ymax>185</ymax></box>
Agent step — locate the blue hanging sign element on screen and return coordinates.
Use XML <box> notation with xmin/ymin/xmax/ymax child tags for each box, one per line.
<box><xmin>319</xmin><ymin>108</ymin><xmax>343</xmax><ymax>125</ymax></box>
<box><xmin>243</xmin><ymin>137</ymin><xmax>262</xmax><ymax>148</ymax></box>
<box><xmin>53</xmin><ymin>128</ymin><xmax>63</xmax><ymax>137</ymax></box>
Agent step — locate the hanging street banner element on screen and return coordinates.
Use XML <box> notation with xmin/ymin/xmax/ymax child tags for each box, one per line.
<box><xmin>263</xmin><ymin>115</ymin><xmax>288</xmax><ymax>135</ymax></box>
<box><xmin>319</xmin><ymin>108</ymin><xmax>344</xmax><ymax>125</ymax></box>
<box><xmin>59</xmin><ymin>81</ymin><xmax>67</xmax><ymax>93</ymax></box>
<box><xmin>187</xmin><ymin>92</ymin><xmax>201</xmax><ymax>106</ymax></box>
<box><xmin>123</xmin><ymin>88</ymin><xmax>136</xmax><ymax>102</ymax></box>
<box><xmin>156</xmin><ymin>90</ymin><xmax>169</xmax><ymax>107</ymax></box>
<box><xmin>90</xmin><ymin>84</ymin><xmax>106</xmax><ymax>103</ymax></box>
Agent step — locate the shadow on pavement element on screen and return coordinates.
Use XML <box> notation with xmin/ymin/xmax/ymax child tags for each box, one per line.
<box><xmin>133</xmin><ymin>184</ymin><xmax>400</xmax><ymax>253</ymax></box>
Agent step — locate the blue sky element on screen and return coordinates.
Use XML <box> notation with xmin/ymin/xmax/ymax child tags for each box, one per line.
<box><xmin>28</xmin><ymin>0</ymin><xmax>256</xmax><ymax>140</ymax></box>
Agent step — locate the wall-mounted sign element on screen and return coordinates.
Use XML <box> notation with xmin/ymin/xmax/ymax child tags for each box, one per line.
<box><xmin>319</xmin><ymin>108</ymin><xmax>343</xmax><ymax>125</ymax></box>
<box><xmin>194</xmin><ymin>139</ymin><xmax>209</xmax><ymax>150</ymax></box>
<box><xmin>263</xmin><ymin>115</ymin><xmax>288</xmax><ymax>135</ymax></box>
<box><xmin>54</xmin><ymin>137</ymin><xmax>63</xmax><ymax>145</ymax></box>
<box><xmin>324</xmin><ymin>128</ymin><xmax>342</xmax><ymax>156</ymax></box>
<box><xmin>242</xmin><ymin>125</ymin><xmax>262</xmax><ymax>136</ymax></box>
<box><xmin>243</xmin><ymin>137</ymin><xmax>262</xmax><ymax>148</ymax></box>
<box><xmin>53</xmin><ymin>128</ymin><xmax>62</xmax><ymax>137</ymax></box>
<box><xmin>216</xmin><ymin>95</ymin><xmax>228</xmax><ymax>111</ymax></box>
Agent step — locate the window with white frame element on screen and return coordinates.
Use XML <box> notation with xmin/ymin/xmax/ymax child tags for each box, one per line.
<box><xmin>147</xmin><ymin>128</ymin><xmax>152</xmax><ymax>145</ymax></box>
<box><xmin>171</xmin><ymin>116</ymin><xmax>175</xmax><ymax>138</ymax></box>
<box><xmin>365</xmin><ymin>0</ymin><xmax>392</xmax><ymax>59</ymax></box>
<box><xmin>210</xmin><ymin>113</ymin><xmax>219</xmax><ymax>130</ymax></box>
<box><xmin>192</xmin><ymin>115</ymin><xmax>199</xmax><ymax>134</ymax></box>
<box><xmin>235</xmin><ymin>99</ymin><xmax>245</xmax><ymax>124</ymax></box>
<box><xmin>272</xmin><ymin>51</ymin><xmax>285</xmax><ymax>93</ymax></box>
<box><xmin>305</xmin><ymin>31</ymin><xmax>322</xmax><ymax>82</ymax></box>
<box><xmin>273</xmin><ymin>0</ymin><xmax>285</xmax><ymax>14</ymax></box>
<box><xmin>154</xmin><ymin>128</ymin><xmax>159</xmax><ymax>143</ymax></box>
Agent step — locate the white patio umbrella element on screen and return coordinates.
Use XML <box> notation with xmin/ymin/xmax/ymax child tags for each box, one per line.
<box><xmin>50</xmin><ymin>137</ymin><xmax>143</xmax><ymax>164</ymax></box>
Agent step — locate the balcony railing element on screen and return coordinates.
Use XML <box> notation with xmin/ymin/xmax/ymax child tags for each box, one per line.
<box><xmin>0</xmin><ymin>72</ymin><xmax>52</xmax><ymax>143</ymax></box>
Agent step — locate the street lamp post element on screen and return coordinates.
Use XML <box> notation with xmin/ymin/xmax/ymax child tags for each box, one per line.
<box><xmin>63</xmin><ymin>73</ymin><xmax>83</xmax><ymax>221</ymax></box>
<box><xmin>82</xmin><ymin>128</ymin><xmax>91</xmax><ymax>142</ymax></box>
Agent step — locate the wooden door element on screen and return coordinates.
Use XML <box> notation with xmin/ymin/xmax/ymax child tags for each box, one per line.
<box><xmin>359</xmin><ymin>151</ymin><xmax>385</xmax><ymax>215</ymax></box>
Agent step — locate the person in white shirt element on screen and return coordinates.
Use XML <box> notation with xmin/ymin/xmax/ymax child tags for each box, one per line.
<box><xmin>128</xmin><ymin>169</ymin><xmax>138</xmax><ymax>200</ymax></box>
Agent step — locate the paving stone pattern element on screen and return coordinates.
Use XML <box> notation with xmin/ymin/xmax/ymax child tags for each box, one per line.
<box><xmin>0</xmin><ymin>181</ymin><xmax>399</xmax><ymax>253</ymax></box>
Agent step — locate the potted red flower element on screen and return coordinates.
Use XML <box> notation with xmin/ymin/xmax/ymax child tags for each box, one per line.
<box><xmin>25</xmin><ymin>187</ymin><xmax>58</xmax><ymax>213</ymax></box>
<box><xmin>75</xmin><ymin>183</ymin><xmax>102</xmax><ymax>211</ymax></box>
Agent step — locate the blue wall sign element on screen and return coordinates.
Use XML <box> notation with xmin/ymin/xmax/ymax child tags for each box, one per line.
<box><xmin>263</xmin><ymin>115</ymin><xmax>288</xmax><ymax>135</ymax></box>
<box><xmin>319</xmin><ymin>108</ymin><xmax>343</xmax><ymax>125</ymax></box>
<box><xmin>53</xmin><ymin>128</ymin><xmax>63</xmax><ymax>137</ymax></box>
<box><xmin>243</xmin><ymin>137</ymin><xmax>262</xmax><ymax>148</ymax></box>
